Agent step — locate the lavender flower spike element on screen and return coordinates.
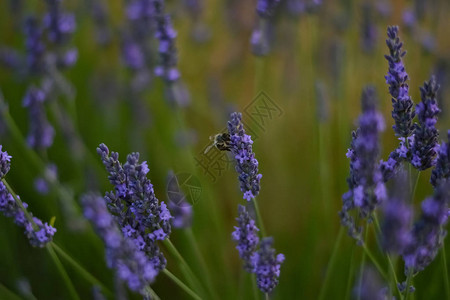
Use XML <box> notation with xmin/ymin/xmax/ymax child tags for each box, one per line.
<box><xmin>23</xmin><ymin>86</ymin><xmax>55</xmax><ymax>150</ymax></box>
<box><xmin>403</xmin><ymin>182</ymin><xmax>450</xmax><ymax>274</ymax></box>
<box><xmin>385</xmin><ymin>26</ymin><xmax>415</xmax><ymax>138</ymax></box>
<box><xmin>97</xmin><ymin>143</ymin><xmax>171</xmax><ymax>272</ymax></box>
<box><xmin>410</xmin><ymin>77</ymin><xmax>441</xmax><ymax>170</ymax></box>
<box><xmin>0</xmin><ymin>146</ymin><xmax>56</xmax><ymax>247</ymax></box>
<box><xmin>340</xmin><ymin>87</ymin><xmax>386</xmax><ymax>242</ymax></box>
<box><xmin>82</xmin><ymin>194</ymin><xmax>156</xmax><ymax>292</ymax></box>
<box><xmin>227</xmin><ymin>112</ymin><xmax>262</xmax><ymax>201</ymax></box>
<box><xmin>0</xmin><ymin>145</ymin><xmax>11</xmax><ymax>178</ymax></box>
<box><xmin>251</xmin><ymin>237</ymin><xmax>285</xmax><ymax>293</ymax></box>
<box><xmin>431</xmin><ymin>130</ymin><xmax>450</xmax><ymax>187</ymax></box>
<box><xmin>232</xmin><ymin>205</ymin><xmax>259</xmax><ymax>271</ymax></box>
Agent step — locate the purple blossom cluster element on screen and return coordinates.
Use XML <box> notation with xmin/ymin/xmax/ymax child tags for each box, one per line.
<box><xmin>43</xmin><ymin>0</ymin><xmax>78</xmax><ymax>69</ymax></box>
<box><xmin>251</xmin><ymin>237</ymin><xmax>285</xmax><ymax>293</ymax></box>
<box><xmin>354</xmin><ymin>267</ymin><xmax>390</xmax><ymax>300</ymax></box>
<box><xmin>97</xmin><ymin>143</ymin><xmax>171</xmax><ymax>273</ymax></box>
<box><xmin>153</xmin><ymin>0</ymin><xmax>180</xmax><ymax>83</ymax></box>
<box><xmin>82</xmin><ymin>194</ymin><xmax>157</xmax><ymax>292</ymax></box>
<box><xmin>22</xmin><ymin>86</ymin><xmax>55</xmax><ymax>150</ymax></box>
<box><xmin>341</xmin><ymin>87</ymin><xmax>386</xmax><ymax>242</ymax></box>
<box><xmin>380</xmin><ymin>28</ymin><xmax>441</xmax><ymax>180</ymax></box>
<box><xmin>24</xmin><ymin>17</ymin><xmax>46</xmax><ymax>74</ymax></box>
<box><xmin>410</xmin><ymin>77</ymin><xmax>441</xmax><ymax>170</ymax></box>
<box><xmin>232</xmin><ymin>205</ymin><xmax>259</xmax><ymax>271</ymax></box>
<box><xmin>402</xmin><ymin>183</ymin><xmax>450</xmax><ymax>274</ymax></box>
<box><xmin>431</xmin><ymin>130</ymin><xmax>450</xmax><ymax>187</ymax></box>
<box><xmin>227</xmin><ymin>112</ymin><xmax>262</xmax><ymax>202</ymax></box>
<box><xmin>384</xmin><ymin>26</ymin><xmax>415</xmax><ymax>138</ymax></box>
<box><xmin>0</xmin><ymin>146</ymin><xmax>56</xmax><ymax>247</ymax></box>
<box><xmin>251</xmin><ymin>0</ymin><xmax>282</xmax><ymax>56</ymax></box>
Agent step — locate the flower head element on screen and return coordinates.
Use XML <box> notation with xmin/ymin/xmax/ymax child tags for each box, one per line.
<box><xmin>232</xmin><ymin>205</ymin><xmax>260</xmax><ymax>271</ymax></box>
<box><xmin>340</xmin><ymin>87</ymin><xmax>386</xmax><ymax>242</ymax></box>
<box><xmin>0</xmin><ymin>145</ymin><xmax>12</xmax><ymax>178</ymax></box>
<box><xmin>227</xmin><ymin>112</ymin><xmax>262</xmax><ymax>201</ymax></box>
<box><xmin>97</xmin><ymin>143</ymin><xmax>171</xmax><ymax>272</ymax></box>
<box><xmin>82</xmin><ymin>194</ymin><xmax>156</xmax><ymax>292</ymax></box>
<box><xmin>410</xmin><ymin>77</ymin><xmax>441</xmax><ymax>170</ymax></box>
<box><xmin>431</xmin><ymin>130</ymin><xmax>450</xmax><ymax>187</ymax></box>
<box><xmin>251</xmin><ymin>237</ymin><xmax>285</xmax><ymax>293</ymax></box>
<box><xmin>384</xmin><ymin>26</ymin><xmax>415</xmax><ymax>137</ymax></box>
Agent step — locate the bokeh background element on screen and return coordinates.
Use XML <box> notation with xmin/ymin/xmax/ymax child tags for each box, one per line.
<box><xmin>0</xmin><ymin>0</ymin><xmax>450</xmax><ymax>299</ymax></box>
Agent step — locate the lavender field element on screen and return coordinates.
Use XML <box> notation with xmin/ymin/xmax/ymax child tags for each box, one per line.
<box><xmin>1</xmin><ymin>0</ymin><xmax>450</xmax><ymax>299</ymax></box>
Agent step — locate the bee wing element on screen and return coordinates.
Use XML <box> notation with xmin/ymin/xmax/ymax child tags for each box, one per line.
<box><xmin>204</xmin><ymin>143</ymin><xmax>214</xmax><ymax>154</ymax></box>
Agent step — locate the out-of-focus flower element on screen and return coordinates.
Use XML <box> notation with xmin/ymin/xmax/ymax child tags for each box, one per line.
<box><xmin>340</xmin><ymin>87</ymin><xmax>386</xmax><ymax>242</ymax></box>
<box><xmin>232</xmin><ymin>205</ymin><xmax>259</xmax><ymax>271</ymax></box>
<box><xmin>22</xmin><ymin>86</ymin><xmax>55</xmax><ymax>150</ymax></box>
<box><xmin>251</xmin><ymin>237</ymin><xmax>285</xmax><ymax>293</ymax></box>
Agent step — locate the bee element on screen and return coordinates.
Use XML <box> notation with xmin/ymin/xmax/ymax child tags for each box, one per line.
<box><xmin>204</xmin><ymin>133</ymin><xmax>232</xmax><ymax>154</ymax></box>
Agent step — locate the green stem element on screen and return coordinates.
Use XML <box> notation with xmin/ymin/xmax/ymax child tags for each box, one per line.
<box><xmin>251</xmin><ymin>274</ymin><xmax>259</xmax><ymax>300</ymax></box>
<box><xmin>265</xmin><ymin>292</ymin><xmax>269</xmax><ymax>300</ymax></box>
<box><xmin>357</xmin><ymin>229</ymin><xmax>369</xmax><ymax>300</ymax></box>
<box><xmin>0</xmin><ymin>283</ymin><xmax>22</xmax><ymax>300</ymax></box>
<box><xmin>442</xmin><ymin>243</ymin><xmax>450</xmax><ymax>300</ymax></box>
<box><xmin>51</xmin><ymin>243</ymin><xmax>113</xmax><ymax>297</ymax></box>
<box><xmin>404</xmin><ymin>269</ymin><xmax>413</xmax><ymax>300</ymax></box>
<box><xmin>252</xmin><ymin>198</ymin><xmax>267</xmax><ymax>237</ymax></box>
<box><xmin>2</xmin><ymin>179</ymin><xmax>36</xmax><ymax>227</ymax></box>
<box><xmin>163</xmin><ymin>239</ymin><xmax>206</xmax><ymax>297</ymax></box>
<box><xmin>372</xmin><ymin>214</ymin><xmax>403</xmax><ymax>299</ymax></box>
<box><xmin>344</xmin><ymin>245</ymin><xmax>356</xmax><ymax>300</ymax></box>
<box><xmin>162</xmin><ymin>269</ymin><xmax>202</xmax><ymax>300</ymax></box>
<box><xmin>360</xmin><ymin>243</ymin><xmax>388</xmax><ymax>280</ymax></box>
<box><xmin>185</xmin><ymin>228</ymin><xmax>219</xmax><ymax>300</ymax></box>
<box><xmin>145</xmin><ymin>286</ymin><xmax>161</xmax><ymax>300</ymax></box>
<box><xmin>46</xmin><ymin>244</ymin><xmax>80</xmax><ymax>300</ymax></box>
<box><xmin>411</xmin><ymin>171</ymin><xmax>421</xmax><ymax>204</ymax></box>
<box><xmin>318</xmin><ymin>227</ymin><xmax>344</xmax><ymax>300</ymax></box>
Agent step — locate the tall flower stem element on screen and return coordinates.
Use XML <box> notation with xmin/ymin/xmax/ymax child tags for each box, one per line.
<box><xmin>252</xmin><ymin>198</ymin><xmax>267</xmax><ymax>237</ymax></box>
<box><xmin>318</xmin><ymin>227</ymin><xmax>344</xmax><ymax>300</ymax></box>
<box><xmin>372</xmin><ymin>214</ymin><xmax>403</xmax><ymax>299</ymax></box>
<box><xmin>163</xmin><ymin>239</ymin><xmax>207</xmax><ymax>297</ymax></box>
<box><xmin>185</xmin><ymin>228</ymin><xmax>219</xmax><ymax>300</ymax></box>
<box><xmin>46</xmin><ymin>244</ymin><xmax>80</xmax><ymax>300</ymax></box>
<box><xmin>51</xmin><ymin>243</ymin><xmax>113</xmax><ymax>297</ymax></box>
<box><xmin>442</xmin><ymin>243</ymin><xmax>450</xmax><ymax>299</ymax></box>
<box><xmin>360</xmin><ymin>242</ymin><xmax>388</xmax><ymax>280</ymax></box>
<box><xmin>251</xmin><ymin>274</ymin><xmax>258</xmax><ymax>300</ymax></box>
<box><xmin>344</xmin><ymin>245</ymin><xmax>356</xmax><ymax>300</ymax></box>
<box><xmin>162</xmin><ymin>269</ymin><xmax>202</xmax><ymax>300</ymax></box>
<box><xmin>0</xmin><ymin>283</ymin><xmax>22</xmax><ymax>300</ymax></box>
<box><xmin>2</xmin><ymin>179</ymin><xmax>35</xmax><ymax>226</ymax></box>
<box><xmin>404</xmin><ymin>269</ymin><xmax>414</xmax><ymax>300</ymax></box>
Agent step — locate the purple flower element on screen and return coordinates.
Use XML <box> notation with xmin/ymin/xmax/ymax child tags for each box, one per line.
<box><xmin>232</xmin><ymin>205</ymin><xmax>260</xmax><ymax>271</ymax></box>
<box><xmin>385</xmin><ymin>26</ymin><xmax>415</xmax><ymax>138</ymax></box>
<box><xmin>340</xmin><ymin>87</ymin><xmax>386</xmax><ymax>242</ymax></box>
<box><xmin>153</xmin><ymin>1</ymin><xmax>179</xmax><ymax>83</ymax></box>
<box><xmin>361</xmin><ymin>2</ymin><xmax>378</xmax><ymax>53</ymax></box>
<box><xmin>381</xmin><ymin>172</ymin><xmax>413</xmax><ymax>254</ymax></box>
<box><xmin>24</xmin><ymin>17</ymin><xmax>46</xmax><ymax>74</ymax></box>
<box><xmin>431</xmin><ymin>130</ymin><xmax>450</xmax><ymax>187</ymax></box>
<box><xmin>251</xmin><ymin>237</ymin><xmax>284</xmax><ymax>293</ymax></box>
<box><xmin>256</xmin><ymin>0</ymin><xmax>281</xmax><ymax>18</ymax></box>
<box><xmin>43</xmin><ymin>0</ymin><xmax>76</xmax><ymax>45</ymax></box>
<box><xmin>22</xmin><ymin>87</ymin><xmax>55</xmax><ymax>150</ymax></box>
<box><xmin>0</xmin><ymin>145</ymin><xmax>12</xmax><ymax>178</ymax></box>
<box><xmin>82</xmin><ymin>194</ymin><xmax>156</xmax><ymax>292</ymax></box>
<box><xmin>0</xmin><ymin>147</ymin><xmax>56</xmax><ymax>247</ymax></box>
<box><xmin>410</xmin><ymin>77</ymin><xmax>441</xmax><ymax>170</ymax></box>
<box><xmin>227</xmin><ymin>112</ymin><xmax>262</xmax><ymax>201</ymax></box>
<box><xmin>354</xmin><ymin>267</ymin><xmax>391</xmax><ymax>300</ymax></box>
<box><xmin>402</xmin><ymin>183</ymin><xmax>450</xmax><ymax>274</ymax></box>
<box><xmin>168</xmin><ymin>200</ymin><xmax>192</xmax><ymax>229</ymax></box>
<box><xmin>97</xmin><ymin>144</ymin><xmax>171</xmax><ymax>272</ymax></box>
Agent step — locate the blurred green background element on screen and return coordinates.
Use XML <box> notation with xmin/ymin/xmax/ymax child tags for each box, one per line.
<box><xmin>0</xmin><ymin>0</ymin><xmax>450</xmax><ymax>299</ymax></box>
